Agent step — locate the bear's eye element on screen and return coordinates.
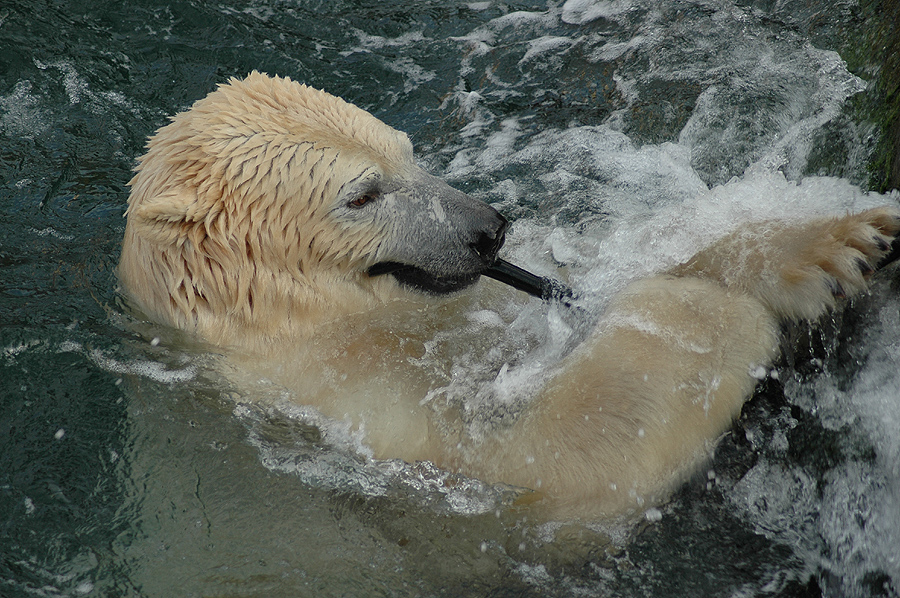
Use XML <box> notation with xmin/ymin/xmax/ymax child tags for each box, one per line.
<box><xmin>348</xmin><ymin>192</ymin><xmax>378</xmax><ymax>208</ymax></box>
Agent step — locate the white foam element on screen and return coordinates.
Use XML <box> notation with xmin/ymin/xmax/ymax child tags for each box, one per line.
<box><xmin>676</xmin><ymin>43</ymin><xmax>867</xmax><ymax>185</ymax></box>
<box><xmin>484</xmin><ymin>9</ymin><xmax>559</xmax><ymax>34</ymax></box>
<box><xmin>0</xmin><ymin>80</ymin><xmax>50</xmax><ymax>138</ymax></box>
<box><xmin>87</xmin><ymin>348</ymin><xmax>197</xmax><ymax>384</ymax></box>
<box><xmin>644</xmin><ymin>507</ymin><xmax>663</xmax><ymax>522</ymax></box>
<box><xmin>519</xmin><ymin>36</ymin><xmax>574</xmax><ymax>65</ymax></box>
<box><xmin>589</xmin><ymin>36</ymin><xmax>647</xmax><ymax>62</ymax></box>
<box><xmin>34</xmin><ymin>59</ymin><xmax>87</xmax><ymax>105</ymax></box>
<box><xmin>450</xmin><ymin>7</ymin><xmax>561</xmax><ymax>80</ymax></box>
<box><xmin>562</xmin><ymin>0</ymin><xmax>635</xmax><ymax>25</ymax></box>
<box><xmin>758</xmin><ymin>301</ymin><xmax>900</xmax><ymax>589</ymax></box>
<box><xmin>426</xmin><ymin>50</ymin><xmax>900</xmax><ymax>585</ymax></box>
<box><xmin>350</xmin><ymin>29</ymin><xmax>428</xmax><ymax>51</ymax></box>
<box><xmin>243</xmin><ymin>397</ymin><xmax>511</xmax><ymax>516</ymax></box>
<box><xmin>3</xmin><ymin>339</ymin><xmax>42</xmax><ymax>359</ymax></box>
<box><xmin>31</xmin><ymin>227</ymin><xmax>75</xmax><ymax>241</ymax></box>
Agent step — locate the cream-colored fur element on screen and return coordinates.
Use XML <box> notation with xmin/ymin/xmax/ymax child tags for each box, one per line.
<box><xmin>120</xmin><ymin>71</ymin><xmax>900</xmax><ymax>520</ymax></box>
<box><xmin>120</xmin><ymin>71</ymin><xmax>418</xmax><ymax>349</ymax></box>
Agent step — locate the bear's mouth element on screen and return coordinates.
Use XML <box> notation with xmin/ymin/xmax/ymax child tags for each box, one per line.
<box><xmin>367</xmin><ymin>261</ymin><xmax>483</xmax><ymax>294</ymax></box>
<box><xmin>368</xmin><ymin>259</ymin><xmax>573</xmax><ymax>302</ymax></box>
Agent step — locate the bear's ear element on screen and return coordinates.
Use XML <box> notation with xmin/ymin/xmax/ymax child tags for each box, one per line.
<box><xmin>132</xmin><ymin>188</ymin><xmax>206</xmax><ymax>244</ymax></box>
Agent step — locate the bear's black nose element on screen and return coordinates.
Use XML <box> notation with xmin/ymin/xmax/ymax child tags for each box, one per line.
<box><xmin>470</xmin><ymin>213</ymin><xmax>509</xmax><ymax>264</ymax></box>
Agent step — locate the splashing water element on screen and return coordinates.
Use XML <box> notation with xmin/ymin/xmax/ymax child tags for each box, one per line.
<box><xmin>2</xmin><ymin>0</ymin><xmax>899</xmax><ymax>596</ymax></box>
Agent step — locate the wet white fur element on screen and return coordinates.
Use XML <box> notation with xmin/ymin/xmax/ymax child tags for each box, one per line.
<box><xmin>120</xmin><ymin>72</ymin><xmax>900</xmax><ymax>520</ymax></box>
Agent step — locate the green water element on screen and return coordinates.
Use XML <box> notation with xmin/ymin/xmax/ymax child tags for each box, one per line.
<box><xmin>3</xmin><ymin>0</ymin><xmax>899</xmax><ymax>596</ymax></box>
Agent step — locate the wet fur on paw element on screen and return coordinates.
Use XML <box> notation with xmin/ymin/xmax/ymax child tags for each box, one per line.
<box><xmin>671</xmin><ymin>207</ymin><xmax>900</xmax><ymax>321</ymax></box>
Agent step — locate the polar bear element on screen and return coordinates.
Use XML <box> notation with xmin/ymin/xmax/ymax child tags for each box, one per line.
<box><xmin>119</xmin><ymin>71</ymin><xmax>900</xmax><ymax>520</ymax></box>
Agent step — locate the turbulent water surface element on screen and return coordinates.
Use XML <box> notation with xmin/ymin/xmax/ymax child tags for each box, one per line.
<box><xmin>2</xmin><ymin>1</ymin><xmax>899</xmax><ymax>596</ymax></box>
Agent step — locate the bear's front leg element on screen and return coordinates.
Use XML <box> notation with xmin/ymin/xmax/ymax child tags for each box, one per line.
<box><xmin>461</xmin><ymin>276</ymin><xmax>781</xmax><ymax>520</ymax></box>
<box><xmin>460</xmin><ymin>207</ymin><xmax>899</xmax><ymax>520</ymax></box>
<box><xmin>670</xmin><ymin>207</ymin><xmax>900</xmax><ymax>321</ymax></box>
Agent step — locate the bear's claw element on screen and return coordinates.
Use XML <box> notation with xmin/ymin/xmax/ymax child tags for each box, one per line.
<box><xmin>857</xmin><ymin>257</ymin><xmax>875</xmax><ymax>277</ymax></box>
<box><xmin>828</xmin><ymin>278</ymin><xmax>846</xmax><ymax>299</ymax></box>
<box><xmin>878</xmin><ymin>236</ymin><xmax>900</xmax><ymax>269</ymax></box>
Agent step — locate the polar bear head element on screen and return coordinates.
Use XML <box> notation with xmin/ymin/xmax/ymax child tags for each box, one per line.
<box><xmin>119</xmin><ymin>71</ymin><xmax>508</xmax><ymax>346</ymax></box>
